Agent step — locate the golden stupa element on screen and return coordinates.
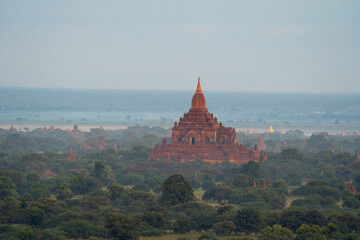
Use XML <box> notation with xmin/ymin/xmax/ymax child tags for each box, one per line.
<box><xmin>268</xmin><ymin>125</ymin><xmax>274</xmax><ymax>133</ymax></box>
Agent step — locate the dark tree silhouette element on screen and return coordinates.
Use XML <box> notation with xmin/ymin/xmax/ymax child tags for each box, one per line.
<box><xmin>160</xmin><ymin>174</ymin><xmax>193</xmax><ymax>206</ymax></box>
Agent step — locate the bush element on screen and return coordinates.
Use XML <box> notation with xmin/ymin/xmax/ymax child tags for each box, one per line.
<box><xmin>133</xmin><ymin>183</ymin><xmax>151</xmax><ymax>192</ymax></box>
<box><xmin>213</xmin><ymin>220</ymin><xmax>236</xmax><ymax>236</ymax></box>
<box><xmin>61</xmin><ymin>219</ymin><xmax>105</xmax><ymax>239</ymax></box>
<box><xmin>198</xmin><ymin>231</ymin><xmax>218</xmax><ymax>240</ymax></box>
<box><xmin>173</xmin><ymin>215</ymin><xmax>192</xmax><ymax>234</ymax></box>
<box><xmin>235</xmin><ymin>208</ymin><xmax>262</xmax><ymax>234</ymax></box>
<box><xmin>118</xmin><ymin>173</ymin><xmax>145</xmax><ymax>186</ymax></box>
<box><xmin>139</xmin><ymin>222</ymin><xmax>163</xmax><ymax>237</ymax></box>
<box><xmin>259</xmin><ymin>224</ymin><xmax>294</xmax><ymax>240</ymax></box>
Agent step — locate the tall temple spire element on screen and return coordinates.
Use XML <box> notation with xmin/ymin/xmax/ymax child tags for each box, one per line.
<box><xmin>195</xmin><ymin>77</ymin><xmax>203</xmax><ymax>94</ymax></box>
<box><xmin>191</xmin><ymin>77</ymin><xmax>206</xmax><ymax>109</ymax></box>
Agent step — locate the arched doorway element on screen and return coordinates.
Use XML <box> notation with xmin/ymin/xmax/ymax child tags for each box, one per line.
<box><xmin>191</xmin><ymin>137</ymin><xmax>195</xmax><ymax>145</ymax></box>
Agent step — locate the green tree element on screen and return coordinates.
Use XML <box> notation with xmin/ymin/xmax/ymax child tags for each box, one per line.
<box><xmin>0</xmin><ymin>170</ymin><xmax>23</xmax><ymax>189</ymax></box>
<box><xmin>202</xmin><ymin>186</ymin><xmax>232</xmax><ymax>203</ymax></box>
<box><xmin>92</xmin><ymin>160</ymin><xmax>108</xmax><ymax>181</ymax></box>
<box><xmin>0</xmin><ymin>196</ymin><xmax>23</xmax><ymax>223</ymax></box>
<box><xmin>281</xmin><ymin>148</ymin><xmax>302</xmax><ymax>160</ymax></box>
<box><xmin>198</xmin><ymin>231</ymin><xmax>218</xmax><ymax>240</ymax></box>
<box><xmin>280</xmin><ymin>207</ymin><xmax>305</xmax><ymax>232</ymax></box>
<box><xmin>0</xmin><ymin>176</ymin><xmax>16</xmax><ymax>190</ymax></box>
<box><xmin>30</xmin><ymin>185</ymin><xmax>50</xmax><ymax>200</ymax></box>
<box><xmin>118</xmin><ymin>173</ymin><xmax>145</xmax><ymax>186</ymax></box>
<box><xmin>295</xmin><ymin>224</ymin><xmax>326</xmax><ymax>240</ymax></box>
<box><xmin>322</xmin><ymin>223</ymin><xmax>339</xmax><ymax>239</ymax></box>
<box><xmin>190</xmin><ymin>179</ymin><xmax>201</xmax><ymax>189</ymax></box>
<box><xmin>29</xmin><ymin>206</ymin><xmax>44</xmax><ymax>226</ymax></box>
<box><xmin>241</xmin><ymin>161</ymin><xmax>261</xmax><ymax>177</ymax></box>
<box><xmin>142</xmin><ymin>211</ymin><xmax>166</xmax><ymax>229</ymax></box>
<box><xmin>17</xmin><ymin>225</ymin><xmax>41</xmax><ymax>240</ymax></box>
<box><xmin>81</xmin><ymin>196</ymin><xmax>109</xmax><ymax>211</ymax></box>
<box><xmin>0</xmin><ymin>176</ymin><xmax>18</xmax><ymax>200</ymax></box>
<box><xmin>105</xmin><ymin>213</ymin><xmax>140</xmax><ymax>240</ymax></box>
<box><xmin>32</xmin><ymin>198</ymin><xmax>66</xmax><ymax>219</ymax></box>
<box><xmin>191</xmin><ymin>212</ymin><xmax>215</xmax><ymax>232</ymax></box>
<box><xmin>70</xmin><ymin>176</ymin><xmax>100</xmax><ymax>195</ymax></box>
<box><xmin>22</xmin><ymin>172</ymin><xmax>40</xmax><ymax>193</ymax></box>
<box><xmin>56</xmin><ymin>183</ymin><xmax>72</xmax><ymax>200</ymax></box>
<box><xmin>201</xmin><ymin>180</ymin><xmax>216</xmax><ymax>190</ymax></box>
<box><xmin>160</xmin><ymin>174</ymin><xmax>193</xmax><ymax>206</ymax></box>
<box><xmin>302</xmin><ymin>209</ymin><xmax>326</xmax><ymax>226</ymax></box>
<box><xmin>109</xmin><ymin>183</ymin><xmax>125</xmax><ymax>201</ymax></box>
<box><xmin>259</xmin><ymin>224</ymin><xmax>294</xmax><ymax>240</ymax></box>
<box><xmin>271</xmin><ymin>179</ymin><xmax>288</xmax><ymax>195</ymax></box>
<box><xmin>172</xmin><ymin>215</ymin><xmax>192</xmax><ymax>233</ymax></box>
<box><xmin>213</xmin><ymin>220</ymin><xmax>236</xmax><ymax>236</ymax></box>
<box><xmin>234</xmin><ymin>174</ymin><xmax>249</xmax><ymax>188</ymax></box>
<box><xmin>133</xmin><ymin>183</ymin><xmax>151</xmax><ymax>192</ymax></box>
<box><xmin>235</xmin><ymin>208</ymin><xmax>262</xmax><ymax>234</ymax></box>
<box><xmin>61</xmin><ymin>219</ymin><xmax>105</xmax><ymax>239</ymax></box>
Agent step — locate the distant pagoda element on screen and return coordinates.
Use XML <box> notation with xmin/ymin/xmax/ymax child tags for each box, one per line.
<box><xmin>98</xmin><ymin>133</ymin><xmax>106</xmax><ymax>150</ymax></box>
<box><xmin>256</xmin><ymin>136</ymin><xmax>267</xmax><ymax>151</ymax></box>
<box><xmin>148</xmin><ymin>77</ymin><xmax>267</xmax><ymax>164</ymax></box>
<box><xmin>67</xmin><ymin>148</ymin><xmax>77</xmax><ymax>161</ymax></box>
<box><xmin>268</xmin><ymin>125</ymin><xmax>274</xmax><ymax>133</ymax></box>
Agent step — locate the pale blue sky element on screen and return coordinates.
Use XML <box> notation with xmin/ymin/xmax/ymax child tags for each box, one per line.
<box><xmin>0</xmin><ymin>1</ymin><xmax>359</xmax><ymax>92</ymax></box>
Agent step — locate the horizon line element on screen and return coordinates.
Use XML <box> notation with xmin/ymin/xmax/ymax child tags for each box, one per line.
<box><xmin>0</xmin><ymin>85</ymin><xmax>359</xmax><ymax>95</ymax></box>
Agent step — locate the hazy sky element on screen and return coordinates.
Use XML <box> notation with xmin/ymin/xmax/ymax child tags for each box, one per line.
<box><xmin>0</xmin><ymin>1</ymin><xmax>359</xmax><ymax>93</ymax></box>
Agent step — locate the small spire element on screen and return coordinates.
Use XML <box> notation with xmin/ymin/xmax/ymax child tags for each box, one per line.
<box><xmin>195</xmin><ymin>77</ymin><xmax>203</xmax><ymax>94</ymax></box>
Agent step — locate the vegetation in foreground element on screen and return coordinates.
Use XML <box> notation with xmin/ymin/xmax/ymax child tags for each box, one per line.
<box><xmin>1</xmin><ymin>126</ymin><xmax>360</xmax><ymax>239</ymax></box>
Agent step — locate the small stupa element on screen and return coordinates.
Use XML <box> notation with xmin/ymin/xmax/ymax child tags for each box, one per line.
<box><xmin>98</xmin><ymin>133</ymin><xmax>106</xmax><ymax>150</ymax></box>
<box><xmin>268</xmin><ymin>125</ymin><xmax>274</xmax><ymax>133</ymax></box>
<box><xmin>324</xmin><ymin>132</ymin><xmax>329</xmax><ymax>140</ymax></box>
<box><xmin>347</xmin><ymin>180</ymin><xmax>357</xmax><ymax>194</ymax></box>
<box><xmin>355</xmin><ymin>152</ymin><xmax>360</xmax><ymax>162</ymax></box>
<box><xmin>274</xmin><ymin>144</ymin><xmax>281</xmax><ymax>153</ymax></box>
<box><xmin>84</xmin><ymin>140</ymin><xmax>92</xmax><ymax>150</ymax></box>
<box><xmin>256</xmin><ymin>136</ymin><xmax>267</xmax><ymax>151</ymax></box>
<box><xmin>114</xmin><ymin>144</ymin><xmax>118</xmax><ymax>153</ymax></box>
<box><xmin>9</xmin><ymin>124</ymin><xmax>16</xmax><ymax>133</ymax></box>
<box><xmin>67</xmin><ymin>148</ymin><xmax>77</xmax><ymax>161</ymax></box>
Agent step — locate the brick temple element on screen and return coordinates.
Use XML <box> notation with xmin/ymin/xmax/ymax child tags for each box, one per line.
<box><xmin>148</xmin><ymin>77</ymin><xmax>267</xmax><ymax>164</ymax></box>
